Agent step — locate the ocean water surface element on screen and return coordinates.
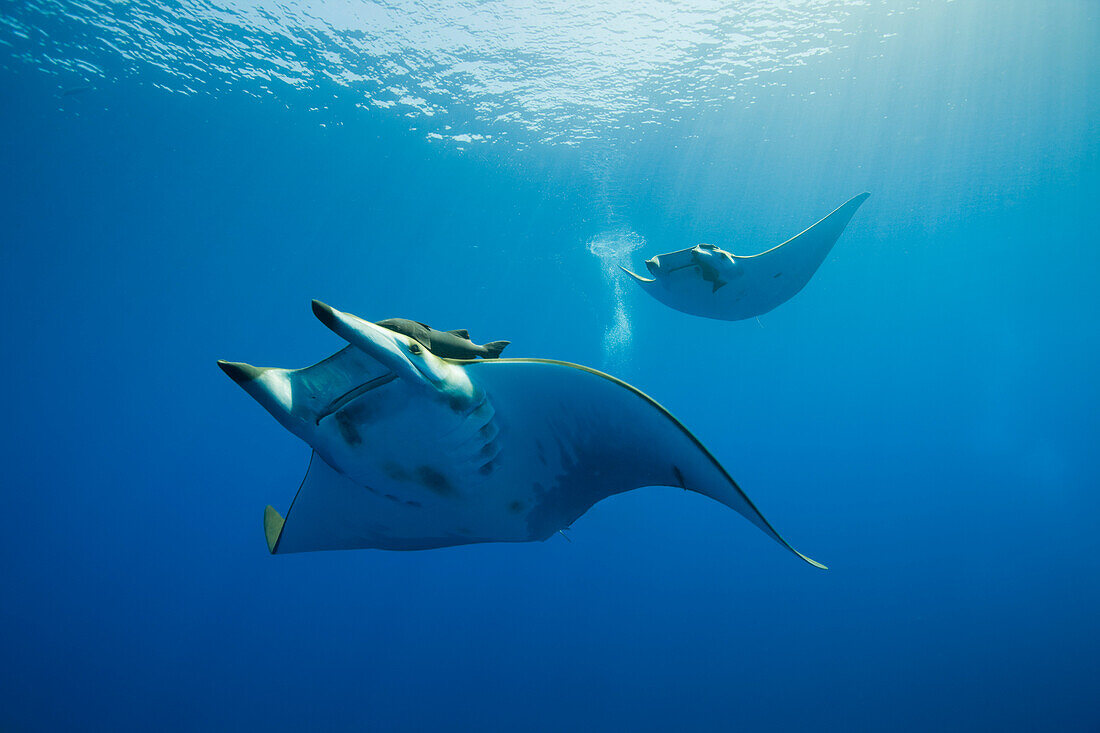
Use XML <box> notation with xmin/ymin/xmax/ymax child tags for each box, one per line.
<box><xmin>1</xmin><ymin>1</ymin><xmax>1098</xmax><ymax>730</ymax></box>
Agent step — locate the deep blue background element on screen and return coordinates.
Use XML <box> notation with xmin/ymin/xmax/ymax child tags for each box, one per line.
<box><xmin>2</xmin><ymin>2</ymin><xmax>1098</xmax><ymax>731</ymax></box>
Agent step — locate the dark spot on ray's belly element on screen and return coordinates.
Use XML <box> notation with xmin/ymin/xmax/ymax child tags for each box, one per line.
<box><xmin>416</xmin><ymin>465</ymin><xmax>454</xmax><ymax>496</ymax></box>
<box><xmin>335</xmin><ymin>412</ymin><xmax>361</xmax><ymax>445</ymax></box>
<box><xmin>508</xmin><ymin>500</ymin><xmax>525</xmax><ymax>514</ymax></box>
<box><xmin>383</xmin><ymin>461</ymin><xmax>409</xmax><ymax>481</ymax></box>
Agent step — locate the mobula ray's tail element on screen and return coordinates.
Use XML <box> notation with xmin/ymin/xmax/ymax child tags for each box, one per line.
<box><xmin>483</xmin><ymin>341</ymin><xmax>510</xmax><ymax>358</ymax></box>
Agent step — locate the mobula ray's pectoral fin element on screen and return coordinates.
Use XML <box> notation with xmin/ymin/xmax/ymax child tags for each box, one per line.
<box><xmin>264</xmin><ymin>505</ymin><xmax>285</xmax><ymax>554</ymax></box>
<box><xmin>466</xmin><ymin>359</ymin><xmax>827</xmax><ymax>569</ymax></box>
<box><xmin>217</xmin><ymin>360</ymin><xmax>268</xmax><ymax>385</ymax></box>
<box><xmin>216</xmin><ymin>359</ymin><xmax>301</xmax><ymax>435</ymax></box>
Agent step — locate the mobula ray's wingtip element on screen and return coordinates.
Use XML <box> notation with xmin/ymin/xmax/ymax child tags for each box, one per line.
<box><xmin>217</xmin><ymin>360</ymin><xmax>266</xmax><ymax>385</ymax></box>
<box><xmin>796</xmin><ymin>550</ymin><xmax>828</xmax><ymax>570</ymax></box>
<box><xmin>264</xmin><ymin>505</ymin><xmax>285</xmax><ymax>554</ymax></box>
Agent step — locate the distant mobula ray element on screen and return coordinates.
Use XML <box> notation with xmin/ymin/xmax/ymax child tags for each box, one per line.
<box><xmin>218</xmin><ymin>301</ymin><xmax>825</xmax><ymax>568</ymax></box>
<box><xmin>622</xmin><ymin>193</ymin><xmax>869</xmax><ymax>321</ymax></box>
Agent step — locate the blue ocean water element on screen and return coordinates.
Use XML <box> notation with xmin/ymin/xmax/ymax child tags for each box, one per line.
<box><xmin>1</xmin><ymin>1</ymin><xmax>1098</xmax><ymax>730</ymax></box>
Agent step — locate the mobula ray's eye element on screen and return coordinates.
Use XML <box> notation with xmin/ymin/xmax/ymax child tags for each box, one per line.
<box><xmin>409</xmin><ymin>343</ymin><xmax>422</xmax><ymax>355</ymax></box>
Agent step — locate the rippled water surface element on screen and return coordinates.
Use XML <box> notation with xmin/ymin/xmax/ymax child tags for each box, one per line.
<box><xmin>5</xmin><ymin>0</ymin><xmax>935</xmax><ymax>144</ymax></box>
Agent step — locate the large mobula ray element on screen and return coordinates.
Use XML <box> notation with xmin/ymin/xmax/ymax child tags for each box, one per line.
<box><xmin>622</xmin><ymin>193</ymin><xmax>869</xmax><ymax>321</ymax></box>
<box><xmin>218</xmin><ymin>301</ymin><xmax>825</xmax><ymax>568</ymax></box>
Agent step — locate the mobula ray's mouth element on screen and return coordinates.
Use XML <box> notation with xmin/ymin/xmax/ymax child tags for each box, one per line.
<box><xmin>647</xmin><ymin>256</ymin><xmax>698</xmax><ymax>277</ymax></box>
<box><xmin>316</xmin><ymin>372</ymin><xmax>398</xmax><ymax>424</ymax></box>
